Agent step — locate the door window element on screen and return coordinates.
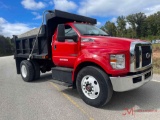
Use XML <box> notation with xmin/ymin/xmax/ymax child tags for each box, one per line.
<box><xmin>65</xmin><ymin>25</ymin><xmax>77</xmax><ymax>42</ymax></box>
<box><xmin>65</xmin><ymin>25</ymin><xmax>77</xmax><ymax>36</ymax></box>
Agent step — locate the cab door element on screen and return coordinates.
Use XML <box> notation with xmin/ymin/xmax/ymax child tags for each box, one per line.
<box><xmin>52</xmin><ymin>25</ymin><xmax>79</xmax><ymax>68</ymax></box>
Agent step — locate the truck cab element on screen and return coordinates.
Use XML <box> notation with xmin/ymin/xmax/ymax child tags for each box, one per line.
<box><xmin>14</xmin><ymin>10</ymin><xmax>153</xmax><ymax>107</ymax></box>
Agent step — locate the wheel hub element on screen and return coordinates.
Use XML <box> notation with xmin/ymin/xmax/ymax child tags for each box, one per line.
<box><xmin>21</xmin><ymin>65</ymin><xmax>27</xmax><ymax>78</ymax></box>
<box><xmin>81</xmin><ymin>75</ymin><xmax>100</xmax><ymax>99</ymax></box>
<box><xmin>86</xmin><ymin>84</ymin><xmax>92</xmax><ymax>92</ymax></box>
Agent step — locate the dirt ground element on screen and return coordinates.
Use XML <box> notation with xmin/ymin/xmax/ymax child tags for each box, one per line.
<box><xmin>153</xmin><ymin>44</ymin><xmax>160</xmax><ymax>58</ymax></box>
<box><xmin>152</xmin><ymin>44</ymin><xmax>160</xmax><ymax>74</ymax></box>
<box><xmin>153</xmin><ymin>52</ymin><xmax>160</xmax><ymax>58</ymax></box>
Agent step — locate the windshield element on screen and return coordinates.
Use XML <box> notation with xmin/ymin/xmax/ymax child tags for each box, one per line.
<box><xmin>74</xmin><ymin>23</ymin><xmax>108</xmax><ymax>36</ymax></box>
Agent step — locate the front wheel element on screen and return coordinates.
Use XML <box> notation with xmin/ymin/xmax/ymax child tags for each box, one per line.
<box><xmin>76</xmin><ymin>66</ymin><xmax>113</xmax><ymax>107</ymax></box>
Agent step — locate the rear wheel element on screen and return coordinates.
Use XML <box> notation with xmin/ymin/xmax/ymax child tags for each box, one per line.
<box><xmin>76</xmin><ymin>66</ymin><xmax>113</xmax><ymax>107</ymax></box>
<box><xmin>20</xmin><ymin>60</ymin><xmax>34</xmax><ymax>82</ymax></box>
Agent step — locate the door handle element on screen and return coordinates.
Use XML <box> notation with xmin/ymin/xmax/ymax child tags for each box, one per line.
<box><xmin>54</xmin><ymin>45</ymin><xmax>56</xmax><ymax>50</ymax></box>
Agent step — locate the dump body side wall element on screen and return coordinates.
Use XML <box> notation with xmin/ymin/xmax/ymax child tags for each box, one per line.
<box><xmin>14</xmin><ymin>34</ymin><xmax>49</xmax><ymax>59</ymax></box>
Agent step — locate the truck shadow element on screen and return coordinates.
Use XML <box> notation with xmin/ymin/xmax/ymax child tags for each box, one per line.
<box><xmin>32</xmin><ymin>73</ymin><xmax>52</xmax><ymax>83</ymax></box>
<box><xmin>62</xmin><ymin>88</ymin><xmax>81</xmax><ymax>98</ymax></box>
<box><xmin>33</xmin><ymin>74</ymin><xmax>160</xmax><ymax>111</ymax></box>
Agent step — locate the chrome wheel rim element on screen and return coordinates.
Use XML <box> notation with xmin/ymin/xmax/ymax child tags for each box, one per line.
<box><xmin>21</xmin><ymin>65</ymin><xmax>27</xmax><ymax>78</ymax></box>
<box><xmin>81</xmin><ymin>75</ymin><xmax>100</xmax><ymax>99</ymax></box>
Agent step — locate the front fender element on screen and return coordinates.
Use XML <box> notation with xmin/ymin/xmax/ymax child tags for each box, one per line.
<box><xmin>72</xmin><ymin>51</ymin><xmax>129</xmax><ymax>81</ymax></box>
<box><xmin>72</xmin><ymin>53</ymin><xmax>110</xmax><ymax>81</ymax></box>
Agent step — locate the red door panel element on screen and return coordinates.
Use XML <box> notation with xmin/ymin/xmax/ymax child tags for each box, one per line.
<box><xmin>52</xmin><ymin>40</ymin><xmax>78</xmax><ymax>68</ymax></box>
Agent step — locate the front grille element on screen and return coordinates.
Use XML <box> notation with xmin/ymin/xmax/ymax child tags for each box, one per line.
<box><xmin>141</xmin><ymin>46</ymin><xmax>151</xmax><ymax>67</ymax></box>
<box><xmin>135</xmin><ymin>45</ymin><xmax>151</xmax><ymax>69</ymax></box>
<box><xmin>135</xmin><ymin>46</ymin><xmax>140</xmax><ymax>68</ymax></box>
<box><xmin>130</xmin><ymin>41</ymin><xmax>152</xmax><ymax>72</ymax></box>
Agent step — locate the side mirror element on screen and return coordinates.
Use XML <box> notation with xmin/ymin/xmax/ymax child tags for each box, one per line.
<box><xmin>57</xmin><ymin>24</ymin><xmax>65</xmax><ymax>42</ymax></box>
<box><xmin>65</xmin><ymin>35</ymin><xmax>78</xmax><ymax>42</ymax></box>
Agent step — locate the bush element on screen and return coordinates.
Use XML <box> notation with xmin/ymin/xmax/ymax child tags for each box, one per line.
<box><xmin>0</xmin><ymin>35</ymin><xmax>14</xmax><ymax>57</ymax></box>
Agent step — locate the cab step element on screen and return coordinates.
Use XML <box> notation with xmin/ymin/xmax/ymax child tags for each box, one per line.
<box><xmin>51</xmin><ymin>67</ymin><xmax>73</xmax><ymax>85</ymax></box>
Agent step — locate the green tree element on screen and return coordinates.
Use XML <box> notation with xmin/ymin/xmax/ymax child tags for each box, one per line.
<box><xmin>146</xmin><ymin>11</ymin><xmax>160</xmax><ymax>36</ymax></box>
<box><xmin>0</xmin><ymin>35</ymin><xmax>14</xmax><ymax>56</ymax></box>
<box><xmin>99</xmin><ymin>11</ymin><xmax>160</xmax><ymax>40</ymax></box>
<box><xmin>127</xmin><ymin>12</ymin><xmax>146</xmax><ymax>38</ymax></box>
<box><xmin>104</xmin><ymin>21</ymin><xmax>117</xmax><ymax>36</ymax></box>
<box><xmin>116</xmin><ymin>16</ymin><xmax>126</xmax><ymax>37</ymax></box>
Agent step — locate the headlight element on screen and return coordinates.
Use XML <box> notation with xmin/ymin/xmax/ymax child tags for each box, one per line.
<box><xmin>110</xmin><ymin>54</ymin><xmax>125</xmax><ymax>69</ymax></box>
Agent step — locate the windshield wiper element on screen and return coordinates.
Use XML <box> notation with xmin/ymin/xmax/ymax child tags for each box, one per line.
<box><xmin>83</xmin><ymin>34</ymin><xmax>97</xmax><ymax>36</ymax></box>
<box><xmin>83</xmin><ymin>34</ymin><xmax>108</xmax><ymax>36</ymax></box>
<box><xmin>97</xmin><ymin>34</ymin><xmax>109</xmax><ymax>36</ymax></box>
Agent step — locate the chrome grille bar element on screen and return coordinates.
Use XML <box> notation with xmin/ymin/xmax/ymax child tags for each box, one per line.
<box><xmin>139</xmin><ymin>46</ymin><xmax>142</xmax><ymax>69</ymax></box>
<box><xmin>130</xmin><ymin>41</ymin><xmax>152</xmax><ymax>72</ymax></box>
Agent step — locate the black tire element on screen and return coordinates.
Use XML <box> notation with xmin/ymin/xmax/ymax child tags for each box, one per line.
<box><xmin>31</xmin><ymin>60</ymin><xmax>40</xmax><ymax>80</ymax></box>
<box><xmin>76</xmin><ymin>66</ymin><xmax>113</xmax><ymax>107</ymax></box>
<box><xmin>20</xmin><ymin>60</ymin><xmax>34</xmax><ymax>82</ymax></box>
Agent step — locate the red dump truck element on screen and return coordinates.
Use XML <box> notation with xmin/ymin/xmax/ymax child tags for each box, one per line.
<box><xmin>13</xmin><ymin>10</ymin><xmax>153</xmax><ymax>107</ymax></box>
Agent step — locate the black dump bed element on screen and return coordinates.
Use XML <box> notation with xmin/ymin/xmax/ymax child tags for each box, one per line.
<box><xmin>13</xmin><ymin>9</ymin><xmax>97</xmax><ymax>59</ymax></box>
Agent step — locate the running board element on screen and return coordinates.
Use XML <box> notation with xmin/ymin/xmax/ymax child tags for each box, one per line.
<box><xmin>51</xmin><ymin>67</ymin><xmax>73</xmax><ymax>85</ymax></box>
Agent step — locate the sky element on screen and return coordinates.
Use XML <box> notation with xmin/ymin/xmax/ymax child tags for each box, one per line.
<box><xmin>0</xmin><ymin>0</ymin><xmax>160</xmax><ymax>37</ymax></box>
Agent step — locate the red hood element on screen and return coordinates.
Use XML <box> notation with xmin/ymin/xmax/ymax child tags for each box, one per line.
<box><xmin>81</xmin><ymin>36</ymin><xmax>144</xmax><ymax>51</ymax></box>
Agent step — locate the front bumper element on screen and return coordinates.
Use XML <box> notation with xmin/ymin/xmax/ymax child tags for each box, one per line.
<box><xmin>110</xmin><ymin>68</ymin><xmax>153</xmax><ymax>92</ymax></box>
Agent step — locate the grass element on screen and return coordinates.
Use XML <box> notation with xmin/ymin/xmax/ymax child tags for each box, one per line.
<box><xmin>152</xmin><ymin>44</ymin><xmax>160</xmax><ymax>74</ymax></box>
